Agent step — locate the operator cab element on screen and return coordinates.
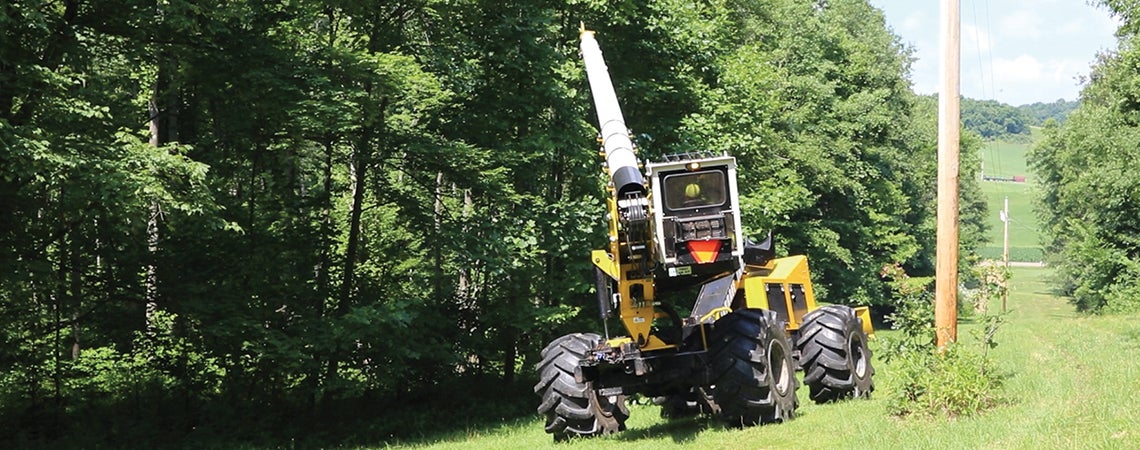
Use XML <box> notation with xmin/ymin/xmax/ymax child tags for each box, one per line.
<box><xmin>647</xmin><ymin>153</ymin><xmax>744</xmax><ymax>281</ymax></box>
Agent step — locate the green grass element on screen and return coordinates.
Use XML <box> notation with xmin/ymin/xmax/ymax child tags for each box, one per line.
<box><xmin>979</xmin><ymin>181</ymin><xmax>1042</xmax><ymax>261</ymax></box>
<box><xmin>980</xmin><ymin>139</ymin><xmax>1030</xmax><ymax>179</ymax></box>
<box><xmin>386</xmin><ymin>267</ymin><xmax>1140</xmax><ymax>449</ymax></box>
<box><xmin>977</xmin><ymin>136</ymin><xmax>1044</xmax><ymax>262</ymax></box>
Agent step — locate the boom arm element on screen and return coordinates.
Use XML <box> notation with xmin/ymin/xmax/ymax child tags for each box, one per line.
<box><xmin>579</xmin><ymin>28</ymin><xmax>645</xmax><ymax>197</ymax></box>
<box><xmin>581</xmin><ymin>27</ymin><xmax>661</xmax><ymax>349</ymax></box>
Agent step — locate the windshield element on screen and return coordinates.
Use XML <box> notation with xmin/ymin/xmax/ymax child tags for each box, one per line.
<box><xmin>663</xmin><ymin>171</ymin><xmax>726</xmax><ymax>210</ymax></box>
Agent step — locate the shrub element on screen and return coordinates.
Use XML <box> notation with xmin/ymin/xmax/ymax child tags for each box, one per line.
<box><xmin>878</xmin><ymin>264</ymin><xmax>1008</xmax><ymax>419</ymax></box>
<box><xmin>887</xmin><ymin>344</ymin><xmax>1005</xmax><ymax>419</ymax></box>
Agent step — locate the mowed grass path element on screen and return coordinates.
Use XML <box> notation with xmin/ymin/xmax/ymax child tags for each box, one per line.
<box><xmin>390</xmin><ymin>267</ymin><xmax>1140</xmax><ymax>449</ymax></box>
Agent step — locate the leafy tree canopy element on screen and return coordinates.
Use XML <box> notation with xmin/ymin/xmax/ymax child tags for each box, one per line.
<box><xmin>1030</xmin><ymin>0</ymin><xmax>1140</xmax><ymax>313</ymax></box>
<box><xmin>0</xmin><ymin>0</ymin><xmax>987</xmax><ymax>445</ymax></box>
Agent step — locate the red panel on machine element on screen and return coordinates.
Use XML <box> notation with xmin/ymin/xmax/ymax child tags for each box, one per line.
<box><xmin>687</xmin><ymin>240</ymin><xmax>721</xmax><ymax>264</ymax></box>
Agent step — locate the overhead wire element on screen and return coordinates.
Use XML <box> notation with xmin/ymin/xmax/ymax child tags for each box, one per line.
<box><xmin>970</xmin><ymin>0</ymin><xmax>1004</xmax><ymax>188</ymax></box>
<box><xmin>969</xmin><ymin>0</ymin><xmax>1022</xmax><ymax>262</ymax></box>
<box><xmin>983</xmin><ymin>0</ymin><xmax>1006</xmax><ymax>193</ymax></box>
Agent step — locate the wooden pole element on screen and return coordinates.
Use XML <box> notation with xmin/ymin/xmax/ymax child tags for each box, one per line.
<box><xmin>1002</xmin><ymin>196</ymin><xmax>1010</xmax><ymax>313</ymax></box>
<box><xmin>935</xmin><ymin>0</ymin><xmax>960</xmax><ymax>349</ymax></box>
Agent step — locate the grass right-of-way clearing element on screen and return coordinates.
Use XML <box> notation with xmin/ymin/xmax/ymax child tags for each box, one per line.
<box><xmin>979</xmin><ymin>181</ymin><xmax>1041</xmax><ymax>262</ymax></box>
<box><xmin>978</xmin><ymin>135</ymin><xmax>1044</xmax><ymax>262</ymax></box>
<box><xmin>390</xmin><ymin>267</ymin><xmax>1140</xmax><ymax>449</ymax></box>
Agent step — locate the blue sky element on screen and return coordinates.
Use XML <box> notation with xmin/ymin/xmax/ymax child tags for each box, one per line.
<box><xmin>867</xmin><ymin>0</ymin><xmax>1120</xmax><ymax>106</ymax></box>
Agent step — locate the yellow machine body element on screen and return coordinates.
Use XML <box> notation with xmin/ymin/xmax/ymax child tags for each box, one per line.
<box><xmin>590</xmin><ymin>184</ymin><xmax>876</xmax><ymax>353</ymax></box>
<box><xmin>739</xmin><ymin>255</ymin><xmax>818</xmax><ymax>331</ymax></box>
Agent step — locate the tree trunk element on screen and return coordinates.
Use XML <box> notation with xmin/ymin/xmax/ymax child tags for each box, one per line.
<box><xmin>433</xmin><ymin>171</ymin><xmax>444</xmax><ymax>305</ymax></box>
<box><xmin>338</xmin><ymin>129</ymin><xmax>371</xmax><ymax>313</ymax></box>
<box><xmin>70</xmin><ymin>234</ymin><xmax>81</xmax><ymax>359</ymax></box>
<box><xmin>502</xmin><ymin>326</ymin><xmax>517</xmax><ymax>383</ymax></box>
<box><xmin>145</xmin><ymin>51</ymin><xmax>179</xmax><ymax>337</ymax></box>
<box><xmin>314</xmin><ymin>6</ymin><xmax>338</xmax><ymax>301</ymax></box>
<box><xmin>456</xmin><ymin>189</ymin><xmax>477</xmax><ymax>332</ymax></box>
<box><xmin>53</xmin><ymin>241</ymin><xmax>65</xmax><ymax>404</ymax></box>
<box><xmin>145</xmin><ymin>82</ymin><xmax>162</xmax><ymax>338</ymax></box>
<box><xmin>328</xmin><ymin>87</ymin><xmax>387</xmax><ymax>391</ymax></box>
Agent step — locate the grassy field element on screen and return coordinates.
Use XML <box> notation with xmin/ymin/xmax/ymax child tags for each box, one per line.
<box><xmin>387</xmin><ymin>267</ymin><xmax>1140</xmax><ymax>449</ymax></box>
<box><xmin>979</xmin><ymin>181</ymin><xmax>1042</xmax><ymax>261</ymax></box>
<box><xmin>977</xmin><ymin>136</ymin><xmax>1044</xmax><ymax>261</ymax></box>
<box><xmin>979</xmin><ymin>138</ymin><xmax>1032</xmax><ymax>180</ymax></box>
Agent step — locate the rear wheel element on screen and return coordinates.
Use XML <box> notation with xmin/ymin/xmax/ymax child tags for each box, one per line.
<box><xmin>709</xmin><ymin>309</ymin><xmax>798</xmax><ymax>427</ymax></box>
<box><xmin>796</xmin><ymin>305</ymin><xmax>875</xmax><ymax>403</ymax></box>
<box><xmin>534</xmin><ymin>333</ymin><xmax>628</xmax><ymax>441</ymax></box>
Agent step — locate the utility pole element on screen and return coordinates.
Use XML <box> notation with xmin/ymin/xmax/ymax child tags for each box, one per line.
<box><xmin>1001</xmin><ymin>196</ymin><xmax>1010</xmax><ymax>313</ymax></box>
<box><xmin>935</xmin><ymin>0</ymin><xmax>960</xmax><ymax>350</ymax></box>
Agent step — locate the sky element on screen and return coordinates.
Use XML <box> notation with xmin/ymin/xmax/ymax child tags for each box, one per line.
<box><xmin>867</xmin><ymin>0</ymin><xmax>1120</xmax><ymax>106</ymax></box>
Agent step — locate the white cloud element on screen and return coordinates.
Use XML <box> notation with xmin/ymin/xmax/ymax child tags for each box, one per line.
<box><xmin>962</xmin><ymin>23</ymin><xmax>992</xmax><ymax>53</ymax></box>
<box><xmin>1060</xmin><ymin>18</ymin><xmax>1085</xmax><ymax>34</ymax></box>
<box><xmin>909</xmin><ymin>45</ymin><xmax>938</xmax><ymax>95</ymax></box>
<box><xmin>902</xmin><ymin>11</ymin><xmax>926</xmax><ymax>32</ymax></box>
<box><xmin>1095</xmin><ymin>10</ymin><xmax>1123</xmax><ymax>38</ymax></box>
<box><xmin>1049</xmin><ymin>60</ymin><xmax>1076</xmax><ymax>82</ymax></box>
<box><xmin>993</xmin><ymin>55</ymin><xmax>1044</xmax><ymax>82</ymax></box>
<box><xmin>872</xmin><ymin>0</ymin><xmax>1118</xmax><ymax>103</ymax></box>
<box><xmin>976</xmin><ymin>56</ymin><xmax>1091</xmax><ymax>104</ymax></box>
<box><xmin>999</xmin><ymin>10</ymin><xmax>1043</xmax><ymax>39</ymax></box>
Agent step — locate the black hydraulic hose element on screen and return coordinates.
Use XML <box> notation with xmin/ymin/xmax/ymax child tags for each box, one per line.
<box><xmin>594</xmin><ymin>267</ymin><xmax>612</xmax><ymax>339</ymax></box>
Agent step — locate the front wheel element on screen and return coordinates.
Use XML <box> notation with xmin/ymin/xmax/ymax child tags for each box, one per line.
<box><xmin>708</xmin><ymin>309</ymin><xmax>798</xmax><ymax>427</ymax></box>
<box><xmin>534</xmin><ymin>333</ymin><xmax>628</xmax><ymax>441</ymax></box>
<box><xmin>796</xmin><ymin>304</ymin><xmax>875</xmax><ymax>403</ymax></box>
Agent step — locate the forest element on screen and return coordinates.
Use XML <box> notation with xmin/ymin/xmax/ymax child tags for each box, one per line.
<box><xmin>1032</xmin><ymin>0</ymin><xmax>1140</xmax><ymax>314</ymax></box>
<box><xmin>958</xmin><ymin>98</ymin><xmax>1078</xmax><ymax>140</ymax></box>
<box><xmin>0</xmin><ymin>0</ymin><xmax>1010</xmax><ymax>447</ymax></box>
<box><xmin>1018</xmin><ymin>99</ymin><xmax>1079</xmax><ymax>126</ymax></box>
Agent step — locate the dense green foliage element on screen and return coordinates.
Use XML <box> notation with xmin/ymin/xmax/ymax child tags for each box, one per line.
<box><xmin>1</xmin><ymin>0</ymin><xmax>986</xmax><ymax>445</ymax></box>
<box><xmin>1030</xmin><ymin>1</ymin><xmax>1140</xmax><ymax>313</ymax></box>
<box><xmin>1019</xmin><ymin>99</ymin><xmax>1079</xmax><ymax>125</ymax></box>
<box><xmin>961</xmin><ymin>98</ymin><xmax>1032</xmax><ymax>139</ymax></box>
<box><xmin>961</xmin><ymin>98</ymin><xmax>1079</xmax><ymax>140</ymax></box>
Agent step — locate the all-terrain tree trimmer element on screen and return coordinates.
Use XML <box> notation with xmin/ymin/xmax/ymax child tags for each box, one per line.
<box><xmin>534</xmin><ymin>27</ymin><xmax>876</xmax><ymax>441</ymax></box>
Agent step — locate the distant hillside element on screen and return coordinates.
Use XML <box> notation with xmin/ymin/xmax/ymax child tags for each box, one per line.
<box><xmin>1018</xmin><ymin>99</ymin><xmax>1079</xmax><ymax>125</ymax></box>
<box><xmin>962</xmin><ymin>98</ymin><xmax>1031</xmax><ymax>139</ymax></box>
<box><xmin>960</xmin><ymin>97</ymin><xmax>1079</xmax><ymax>140</ymax></box>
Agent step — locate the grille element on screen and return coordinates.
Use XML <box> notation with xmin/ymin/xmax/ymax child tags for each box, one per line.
<box><xmin>676</xmin><ymin>217</ymin><xmax>727</xmax><ymax>241</ymax></box>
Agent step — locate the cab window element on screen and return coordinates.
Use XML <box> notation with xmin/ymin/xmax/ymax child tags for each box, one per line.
<box><xmin>663</xmin><ymin>171</ymin><xmax>726</xmax><ymax>210</ymax></box>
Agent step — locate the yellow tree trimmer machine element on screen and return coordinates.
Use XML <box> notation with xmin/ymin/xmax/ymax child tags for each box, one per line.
<box><xmin>534</xmin><ymin>28</ymin><xmax>876</xmax><ymax>441</ymax></box>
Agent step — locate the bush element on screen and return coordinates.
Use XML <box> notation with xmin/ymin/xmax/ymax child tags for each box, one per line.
<box><xmin>887</xmin><ymin>344</ymin><xmax>1006</xmax><ymax>419</ymax></box>
<box><xmin>878</xmin><ymin>264</ymin><xmax>1008</xmax><ymax>419</ymax></box>
<box><xmin>877</xmin><ymin>264</ymin><xmax>934</xmax><ymax>362</ymax></box>
<box><xmin>961</xmin><ymin>261</ymin><xmax>1012</xmax><ymax>316</ymax></box>
<box><xmin>1103</xmin><ymin>276</ymin><xmax>1140</xmax><ymax>314</ymax></box>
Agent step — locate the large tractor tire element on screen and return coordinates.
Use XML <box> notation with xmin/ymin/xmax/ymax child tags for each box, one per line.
<box><xmin>534</xmin><ymin>333</ymin><xmax>628</xmax><ymax>441</ymax></box>
<box><xmin>796</xmin><ymin>304</ymin><xmax>875</xmax><ymax>403</ymax></box>
<box><xmin>708</xmin><ymin>309</ymin><xmax>798</xmax><ymax>427</ymax></box>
